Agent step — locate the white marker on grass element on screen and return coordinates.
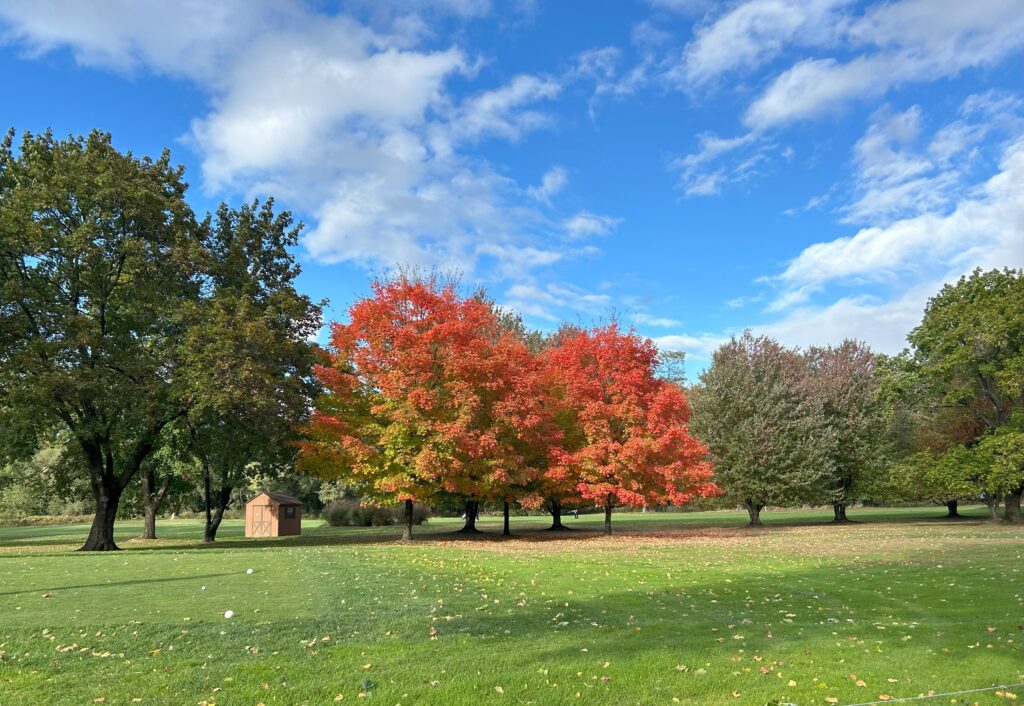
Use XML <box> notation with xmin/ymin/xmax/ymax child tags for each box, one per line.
<box><xmin>224</xmin><ymin>610</ymin><xmax>234</xmax><ymax>619</ymax></box>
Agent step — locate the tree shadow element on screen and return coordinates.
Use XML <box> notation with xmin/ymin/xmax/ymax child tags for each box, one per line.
<box><xmin>0</xmin><ymin>571</ymin><xmax>237</xmax><ymax>597</ymax></box>
<box><xmin>0</xmin><ymin>506</ymin><xmax>1001</xmax><ymax>554</ymax></box>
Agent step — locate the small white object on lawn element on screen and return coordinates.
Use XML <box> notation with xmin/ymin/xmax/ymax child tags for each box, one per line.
<box><xmin>246</xmin><ymin>569</ymin><xmax>254</xmax><ymax>574</ymax></box>
<box><xmin>224</xmin><ymin>610</ymin><xmax>234</xmax><ymax>619</ymax></box>
<box><xmin>201</xmin><ymin>586</ymin><xmax>206</xmax><ymax>591</ymax></box>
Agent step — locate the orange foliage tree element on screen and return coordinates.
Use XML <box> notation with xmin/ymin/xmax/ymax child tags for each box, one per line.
<box><xmin>299</xmin><ymin>274</ymin><xmax>559</xmax><ymax>539</ymax></box>
<box><xmin>544</xmin><ymin>323</ymin><xmax>718</xmax><ymax>534</ymax></box>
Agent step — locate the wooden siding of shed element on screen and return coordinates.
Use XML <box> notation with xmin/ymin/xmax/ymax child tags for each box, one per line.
<box><xmin>245</xmin><ymin>492</ymin><xmax>301</xmax><ymax>537</ymax></box>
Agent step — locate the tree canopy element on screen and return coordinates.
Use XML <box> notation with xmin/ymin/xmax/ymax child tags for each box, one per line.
<box><xmin>691</xmin><ymin>332</ymin><xmax>829</xmax><ymax>525</ymax></box>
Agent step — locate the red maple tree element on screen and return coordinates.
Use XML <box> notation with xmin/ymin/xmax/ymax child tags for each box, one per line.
<box><xmin>301</xmin><ymin>273</ymin><xmax>559</xmax><ymax>538</ymax></box>
<box><xmin>544</xmin><ymin>323</ymin><xmax>718</xmax><ymax>534</ymax></box>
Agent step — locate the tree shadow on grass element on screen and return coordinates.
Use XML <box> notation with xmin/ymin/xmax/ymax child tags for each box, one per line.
<box><xmin>0</xmin><ymin>571</ymin><xmax>238</xmax><ymax>597</ymax></box>
<box><xmin>0</xmin><ymin>506</ymin><xmax>1002</xmax><ymax>554</ymax></box>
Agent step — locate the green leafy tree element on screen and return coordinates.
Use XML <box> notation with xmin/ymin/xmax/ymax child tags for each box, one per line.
<box><xmin>908</xmin><ymin>268</ymin><xmax>1023</xmax><ymax>430</ymax></box>
<box><xmin>0</xmin><ymin>130</ymin><xmax>201</xmax><ymax>550</ymax></box>
<box><xmin>691</xmin><ymin>332</ymin><xmax>830</xmax><ymax>526</ymax></box>
<box><xmin>976</xmin><ymin>415</ymin><xmax>1024</xmax><ymax>522</ymax></box>
<box><xmin>136</xmin><ymin>424</ymin><xmax>198</xmax><ymax>539</ymax></box>
<box><xmin>885</xmin><ymin>268</ymin><xmax>1024</xmax><ymax>518</ymax></box>
<box><xmin>184</xmin><ymin>201</ymin><xmax>321</xmax><ymax>542</ymax></box>
<box><xmin>807</xmin><ymin>340</ymin><xmax>889</xmax><ymax>521</ymax></box>
<box><xmin>892</xmin><ymin>446</ymin><xmax>982</xmax><ymax>518</ymax></box>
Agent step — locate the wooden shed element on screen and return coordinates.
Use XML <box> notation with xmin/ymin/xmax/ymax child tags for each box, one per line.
<box><xmin>245</xmin><ymin>492</ymin><xmax>302</xmax><ymax>537</ymax></box>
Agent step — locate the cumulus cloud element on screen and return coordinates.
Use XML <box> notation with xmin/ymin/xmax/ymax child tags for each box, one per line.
<box><xmin>653</xmin><ymin>333</ymin><xmax>730</xmax><ymax>359</ymax></box>
<box><xmin>678</xmin><ymin>0</ymin><xmax>848</xmax><ymax>86</ymax></box>
<box><xmin>769</xmin><ymin>135</ymin><xmax>1024</xmax><ymax>310</ymax></box>
<box><xmin>744</xmin><ymin>0</ymin><xmax>1024</xmax><ymax>129</ymax></box>
<box><xmin>0</xmin><ymin>0</ymin><xmax>292</xmax><ymax>80</ymax></box>
<box><xmin>0</xmin><ymin>0</ymin><xmax>606</xmax><ymax>286</ymax></box>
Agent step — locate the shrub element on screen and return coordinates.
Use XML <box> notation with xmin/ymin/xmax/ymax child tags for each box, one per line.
<box><xmin>353</xmin><ymin>504</ymin><xmax>393</xmax><ymax>527</ymax></box>
<box><xmin>321</xmin><ymin>499</ymin><xmax>358</xmax><ymax>527</ymax></box>
<box><xmin>321</xmin><ymin>499</ymin><xmax>429</xmax><ymax>527</ymax></box>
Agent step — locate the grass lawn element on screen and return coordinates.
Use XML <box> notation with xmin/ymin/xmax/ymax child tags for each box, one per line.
<box><xmin>0</xmin><ymin>507</ymin><xmax>1021</xmax><ymax>705</ymax></box>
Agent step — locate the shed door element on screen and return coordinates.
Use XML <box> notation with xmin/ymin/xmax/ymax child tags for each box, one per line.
<box><xmin>251</xmin><ymin>505</ymin><xmax>271</xmax><ymax>537</ymax></box>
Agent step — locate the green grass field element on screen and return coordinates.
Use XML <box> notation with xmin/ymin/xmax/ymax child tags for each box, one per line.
<box><xmin>1</xmin><ymin>507</ymin><xmax>1021</xmax><ymax>706</ymax></box>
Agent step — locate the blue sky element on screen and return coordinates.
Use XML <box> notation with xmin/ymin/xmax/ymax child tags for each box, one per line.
<box><xmin>1</xmin><ymin>0</ymin><xmax>1022</xmax><ymax>374</ymax></box>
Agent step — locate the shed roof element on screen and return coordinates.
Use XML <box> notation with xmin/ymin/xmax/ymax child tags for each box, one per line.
<box><xmin>261</xmin><ymin>491</ymin><xmax>303</xmax><ymax>506</ymax></box>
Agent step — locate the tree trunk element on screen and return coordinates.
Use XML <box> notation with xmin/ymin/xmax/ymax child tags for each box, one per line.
<box><xmin>203</xmin><ymin>461</ymin><xmax>213</xmax><ymax>541</ymax></box>
<box><xmin>945</xmin><ymin>499</ymin><xmax>960</xmax><ymax>518</ymax></box>
<box><xmin>502</xmin><ymin>501</ymin><xmax>511</xmax><ymax>537</ymax></box>
<box><xmin>76</xmin><ymin>421</ymin><xmax>168</xmax><ymax>551</ymax></box>
<box><xmin>142</xmin><ymin>501</ymin><xmax>157</xmax><ymax>541</ymax></box>
<box><xmin>547</xmin><ymin>498</ymin><xmax>567</xmax><ymax>531</ymax></box>
<box><xmin>457</xmin><ymin>499</ymin><xmax>480</xmax><ymax>533</ymax></box>
<box><xmin>203</xmin><ymin>464</ymin><xmax>232</xmax><ymax>542</ymax></box>
<box><xmin>832</xmin><ymin>502</ymin><xmax>849</xmax><ymax>523</ymax></box>
<box><xmin>982</xmin><ymin>492</ymin><xmax>1002</xmax><ymax>521</ymax></box>
<box><xmin>744</xmin><ymin>499</ymin><xmax>764</xmax><ymax>527</ymax></box>
<box><xmin>603</xmin><ymin>495</ymin><xmax>613</xmax><ymax>535</ymax></box>
<box><xmin>402</xmin><ymin>499</ymin><xmax>414</xmax><ymax>541</ymax></box>
<box><xmin>1004</xmin><ymin>488</ymin><xmax>1023</xmax><ymax>524</ymax></box>
<box><xmin>140</xmin><ymin>468</ymin><xmax>172</xmax><ymax>540</ymax></box>
<box><xmin>80</xmin><ymin>482</ymin><xmax>122</xmax><ymax>551</ymax></box>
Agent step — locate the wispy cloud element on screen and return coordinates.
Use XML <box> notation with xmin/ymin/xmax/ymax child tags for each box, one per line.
<box><xmin>562</xmin><ymin>211</ymin><xmax>621</xmax><ymax>239</ymax></box>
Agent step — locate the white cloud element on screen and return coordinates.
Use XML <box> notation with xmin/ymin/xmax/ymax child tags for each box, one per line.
<box><xmin>755</xmin><ymin>287</ymin><xmax>929</xmax><ymax>354</ymax></box>
<box><xmin>190</xmin><ymin>21</ymin><xmax>467</xmax><ymax>189</ymax></box>
<box><xmin>562</xmin><ymin>211</ymin><xmax>621</xmax><ymax>239</ymax></box>
<box><xmin>678</xmin><ymin>0</ymin><xmax>848</xmax><ymax>86</ymax></box>
<box><xmin>769</xmin><ymin>136</ymin><xmax>1024</xmax><ymax>308</ymax></box>
<box><xmin>671</xmin><ymin>131</ymin><xmax>762</xmax><ymax>196</ymax></box>
<box><xmin>633</xmin><ymin>313</ymin><xmax>682</xmax><ymax>327</ymax></box>
<box><xmin>744</xmin><ymin>0</ymin><xmax>1024</xmax><ymax>129</ymax></box>
<box><xmin>503</xmin><ymin>282</ymin><xmax>613</xmax><ymax>321</ymax></box>
<box><xmin>437</xmin><ymin>73</ymin><xmax>562</xmax><ymax>151</ymax></box>
<box><xmin>0</xmin><ymin>1</ymin><xmax>604</xmax><ymax>285</ymax></box>
<box><xmin>527</xmin><ymin>166</ymin><xmax>568</xmax><ymax>203</ymax></box>
<box><xmin>573</xmin><ymin>45</ymin><xmax>654</xmax><ymax>118</ymax></box>
<box><xmin>653</xmin><ymin>333</ymin><xmax>730</xmax><ymax>359</ymax></box>
<box><xmin>839</xmin><ymin>95</ymin><xmax>1023</xmax><ymax>225</ymax></box>
<box><xmin>0</xmin><ymin>0</ymin><xmax>292</xmax><ymax>80</ymax></box>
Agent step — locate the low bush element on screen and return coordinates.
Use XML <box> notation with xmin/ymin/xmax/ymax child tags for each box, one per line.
<box><xmin>352</xmin><ymin>504</ymin><xmax>394</xmax><ymax>527</ymax></box>
<box><xmin>321</xmin><ymin>499</ymin><xmax>356</xmax><ymax>527</ymax></box>
<box><xmin>321</xmin><ymin>500</ymin><xmax>430</xmax><ymax>527</ymax></box>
